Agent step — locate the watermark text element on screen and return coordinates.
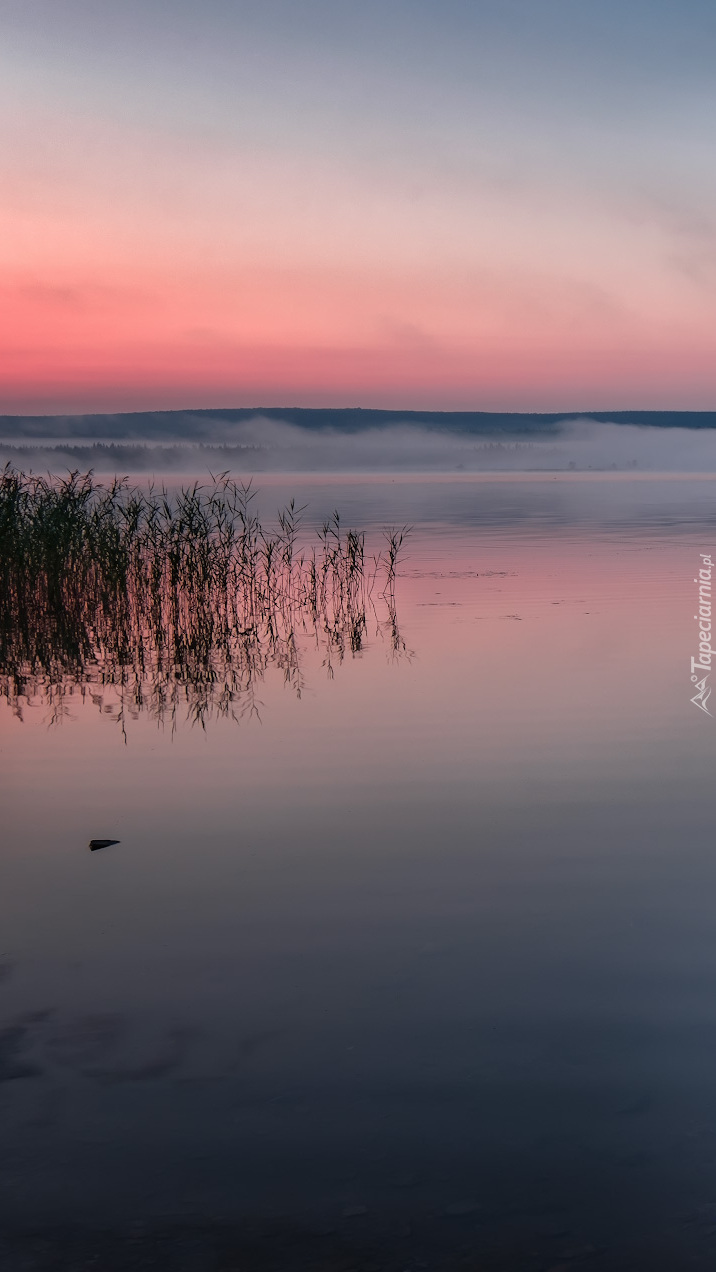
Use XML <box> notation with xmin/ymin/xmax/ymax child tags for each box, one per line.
<box><xmin>691</xmin><ymin>553</ymin><xmax>713</xmax><ymax>714</ymax></box>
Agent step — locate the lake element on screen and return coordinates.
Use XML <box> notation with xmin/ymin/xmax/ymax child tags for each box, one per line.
<box><xmin>2</xmin><ymin>473</ymin><xmax>716</xmax><ymax>1271</ymax></box>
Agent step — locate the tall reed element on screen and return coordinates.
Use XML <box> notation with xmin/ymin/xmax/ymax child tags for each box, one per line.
<box><xmin>0</xmin><ymin>466</ymin><xmax>409</xmax><ymax>729</ymax></box>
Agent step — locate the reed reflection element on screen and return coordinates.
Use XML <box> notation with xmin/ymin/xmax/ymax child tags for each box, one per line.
<box><xmin>0</xmin><ymin>466</ymin><xmax>408</xmax><ymax>732</ymax></box>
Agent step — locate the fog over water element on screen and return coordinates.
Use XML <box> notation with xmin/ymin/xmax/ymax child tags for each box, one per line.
<box><xmin>5</xmin><ymin>416</ymin><xmax>716</xmax><ymax>474</ymax></box>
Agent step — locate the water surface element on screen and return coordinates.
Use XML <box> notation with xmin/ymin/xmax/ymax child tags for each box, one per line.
<box><xmin>2</xmin><ymin>474</ymin><xmax>716</xmax><ymax>1270</ymax></box>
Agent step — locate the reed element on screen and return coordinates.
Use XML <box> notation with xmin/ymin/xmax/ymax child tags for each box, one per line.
<box><xmin>0</xmin><ymin>466</ymin><xmax>409</xmax><ymax>729</ymax></box>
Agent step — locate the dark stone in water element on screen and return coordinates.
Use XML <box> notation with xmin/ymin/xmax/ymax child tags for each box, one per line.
<box><xmin>88</xmin><ymin>839</ymin><xmax>120</xmax><ymax>852</ymax></box>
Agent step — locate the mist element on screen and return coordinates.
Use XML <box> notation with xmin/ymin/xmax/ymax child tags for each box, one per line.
<box><xmin>3</xmin><ymin>415</ymin><xmax>716</xmax><ymax>474</ymax></box>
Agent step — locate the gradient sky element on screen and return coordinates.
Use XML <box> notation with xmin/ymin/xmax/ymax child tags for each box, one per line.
<box><xmin>2</xmin><ymin>0</ymin><xmax>715</xmax><ymax>413</ymax></box>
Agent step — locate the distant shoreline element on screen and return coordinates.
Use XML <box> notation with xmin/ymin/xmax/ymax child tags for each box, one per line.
<box><xmin>2</xmin><ymin>406</ymin><xmax>716</xmax><ymax>443</ymax></box>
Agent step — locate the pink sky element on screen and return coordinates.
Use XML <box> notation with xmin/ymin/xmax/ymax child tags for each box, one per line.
<box><xmin>2</xmin><ymin>1</ymin><xmax>715</xmax><ymax>413</ymax></box>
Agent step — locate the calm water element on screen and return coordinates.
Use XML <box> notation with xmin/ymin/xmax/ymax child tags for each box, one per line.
<box><xmin>3</xmin><ymin>474</ymin><xmax>716</xmax><ymax>1270</ymax></box>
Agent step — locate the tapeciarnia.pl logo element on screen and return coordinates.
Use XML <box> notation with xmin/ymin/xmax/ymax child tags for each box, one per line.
<box><xmin>691</xmin><ymin>553</ymin><xmax>714</xmax><ymax>715</ymax></box>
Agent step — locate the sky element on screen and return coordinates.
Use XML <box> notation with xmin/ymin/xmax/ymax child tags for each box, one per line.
<box><xmin>1</xmin><ymin>0</ymin><xmax>715</xmax><ymax>414</ymax></box>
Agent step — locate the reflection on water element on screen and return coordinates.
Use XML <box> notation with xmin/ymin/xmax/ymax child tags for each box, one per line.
<box><xmin>2</xmin><ymin>475</ymin><xmax>716</xmax><ymax>1271</ymax></box>
<box><xmin>0</xmin><ymin>469</ymin><xmax>407</xmax><ymax>731</ymax></box>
